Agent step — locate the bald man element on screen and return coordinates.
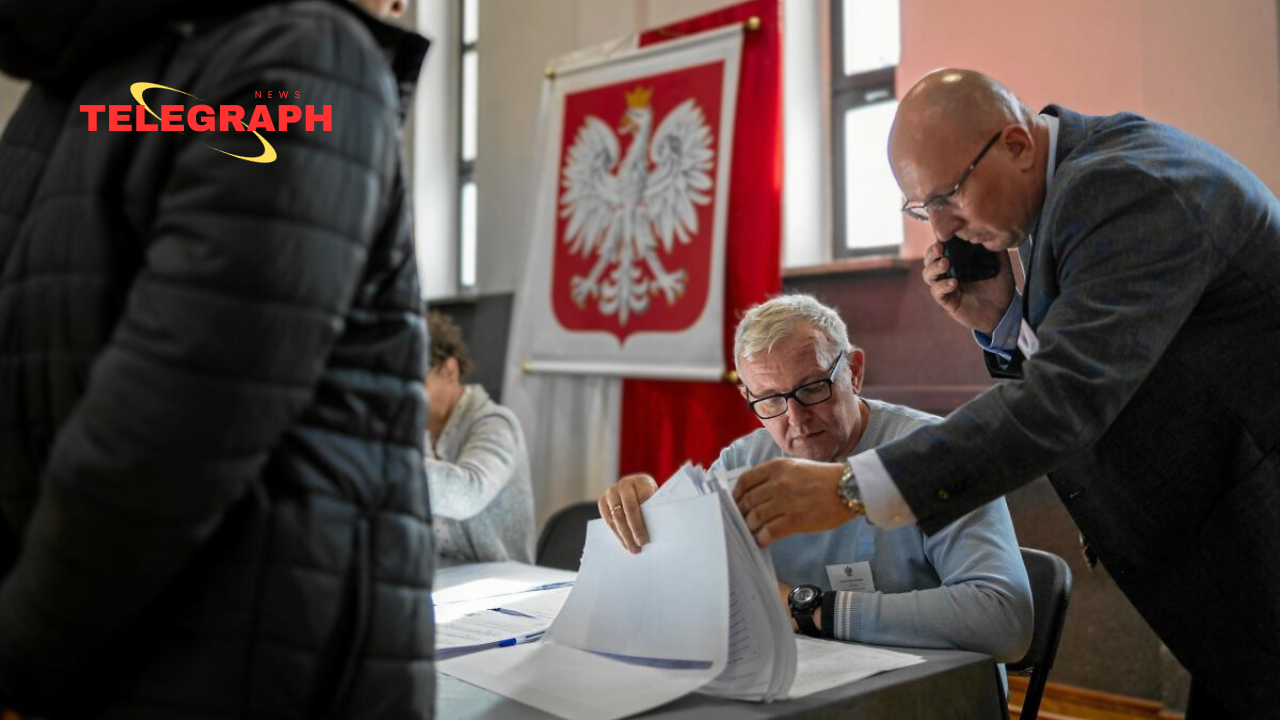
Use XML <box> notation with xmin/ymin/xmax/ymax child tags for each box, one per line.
<box><xmin>732</xmin><ymin>69</ymin><xmax>1280</xmax><ymax>718</ymax></box>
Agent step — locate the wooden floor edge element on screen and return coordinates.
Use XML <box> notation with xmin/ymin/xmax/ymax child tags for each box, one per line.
<box><xmin>1007</xmin><ymin>676</ymin><xmax>1185</xmax><ymax>720</ymax></box>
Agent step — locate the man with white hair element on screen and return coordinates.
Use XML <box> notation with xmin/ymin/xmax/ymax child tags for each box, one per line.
<box><xmin>600</xmin><ymin>294</ymin><xmax>1033</xmax><ymax>661</ymax></box>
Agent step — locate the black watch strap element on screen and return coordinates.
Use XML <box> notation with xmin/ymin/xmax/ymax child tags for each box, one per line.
<box><xmin>820</xmin><ymin>591</ymin><xmax>837</xmax><ymax>639</ymax></box>
<box><xmin>794</xmin><ymin>604</ymin><xmax>820</xmax><ymax>638</ymax></box>
<box><xmin>789</xmin><ymin>585</ymin><xmax>824</xmax><ymax>638</ymax></box>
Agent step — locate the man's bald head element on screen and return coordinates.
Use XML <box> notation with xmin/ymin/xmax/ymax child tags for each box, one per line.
<box><xmin>890</xmin><ymin>69</ymin><xmax>1031</xmax><ymax>161</ymax></box>
<box><xmin>888</xmin><ymin>69</ymin><xmax>1050</xmax><ymax>252</ymax></box>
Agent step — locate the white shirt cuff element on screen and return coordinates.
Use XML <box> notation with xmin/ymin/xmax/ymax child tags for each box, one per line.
<box><xmin>848</xmin><ymin>450</ymin><xmax>915</xmax><ymax>529</ymax></box>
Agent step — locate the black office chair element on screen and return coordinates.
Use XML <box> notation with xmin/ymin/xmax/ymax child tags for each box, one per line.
<box><xmin>1006</xmin><ymin>547</ymin><xmax>1073</xmax><ymax>720</ymax></box>
<box><xmin>535</xmin><ymin>501</ymin><xmax>600</xmax><ymax>571</ymax></box>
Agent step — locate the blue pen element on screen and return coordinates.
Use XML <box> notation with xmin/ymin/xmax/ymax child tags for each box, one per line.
<box><xmin>497</xmin><ymin>631</ymin><xmax>545</xmax><ymax>648</ymax></box>
<box><xmin>490</xmin><ymin>607</ymin><xmax>537</xmax><ymax>619</ymax></box>
<box><xmin>445</xmin><ymin>581</ymin><xmax>573</xmax><ymax>605</ymax></box>
<box><xmin>526</xmin><ymin>581</ymin><xmax>574</xmax><ymax>592</ymax></box>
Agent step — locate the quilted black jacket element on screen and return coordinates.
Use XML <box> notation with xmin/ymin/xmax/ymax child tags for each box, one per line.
<box><xmin>0</xmin><ymin>1</ymin><xmax>434</xmax><ymax>718</ymax></box>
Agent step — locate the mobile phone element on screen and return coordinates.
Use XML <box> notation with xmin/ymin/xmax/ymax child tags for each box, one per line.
<box><xmin>942</xmin><ymin>236</ymin><xmax>1000</xmax><ymax>283</ymax></box>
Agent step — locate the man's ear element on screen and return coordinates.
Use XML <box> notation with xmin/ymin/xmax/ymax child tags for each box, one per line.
<box><xmin>848</xmin><ymin>348</ymin><xmax>866</xmax><ymax>394</ymax></box>
<box><xmin>443</xmin><ymin>356</ymin><xmax>460</xmax><ymax>382</ymax></box>
<box><xmin>1003</xmin><ymin>124</ymin><xmax>1037</xmax><ymax>172</ymax></box>
<box><xmin>737</xmin><ymin>383</ymin><xmax>749</xmax><ymax>401</ymax></box>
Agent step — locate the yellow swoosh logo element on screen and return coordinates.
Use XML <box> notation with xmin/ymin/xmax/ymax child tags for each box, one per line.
<box><xmin>130</xmin><ymin>82</ymin><xmax>278</xmax><ymax>164</ymax></box>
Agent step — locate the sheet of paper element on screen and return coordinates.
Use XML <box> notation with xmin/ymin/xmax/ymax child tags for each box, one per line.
<box><xmin>433</xmin><ymin>561</ymin><xmax>575</xmax><ymax>606</ymax></box>
<box><xmin>648</xmin><ymin>463</ymin><xmax>708</xmax><ymax>505</ymax></box>
<box><xmin>713</xmin><ymin>465</ymin><xmax>747</xmax><ymax>496</ymax></box>
<box><xmin>436</xmin><ymin>587</ymin><xmax>572</xmax><ymax>657</ymax></box>
<box><xmin>437</xmin><ymin>610</ymin><xmax>548</xmax><ymax>657</ymax></box>
<box><xmin>441</xmin><ymin>493</ymin><xmax>729</xmax><ymax>720</ymax></box>
<box><xmin>785</xmin><ymin>636</ymin><xmax>925</xmax><ymax>698</ymax></box>
<box><xmin>434</xmin><ymin>584</ymin><xmax>571</xmax><ymax>624</ymax></box>
<box><xmin>440</xmin><ymin>642</ymin><xmax>719</xmax><ymax>720</ymax></box>
<box><xmin>499</xmin><ymin>585</ymin><xmax>571</xmax><ymax>619</ymax></box>
<box><xmin>546</xmin><ymin>494</ymin><xmax>728</xmax><ymax>662</ymax></box>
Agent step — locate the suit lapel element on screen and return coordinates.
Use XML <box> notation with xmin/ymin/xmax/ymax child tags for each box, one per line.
<box><xmin>1022</xmin><ymin>106</ymin><xmax>1092</xmax><ymax>326</ymax></box>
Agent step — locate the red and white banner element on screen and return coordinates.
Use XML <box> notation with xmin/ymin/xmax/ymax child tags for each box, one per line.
<box><xmin>523</xmin><ymin>25</ymin><xmax>744</xmax><ymax>380</ymax></box>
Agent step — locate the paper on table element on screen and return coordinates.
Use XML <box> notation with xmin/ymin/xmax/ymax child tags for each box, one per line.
<box><xmin>437</xmin><ymin>610</ymin><xmax>547</xmax><ymax>658</ymax></box>
<box><xmin>439</xmin><ymin>642</ymin><xmax>722</xmax><ymax>720</ymax></box>
<box><xmin>440</xmin><ymin>493</ymin><xmax>729</xmax><ymax>720</ymax></box>
<box><xmin>436</xmin><ymin>587</ymin><xmax>572</xmax><ymax>658</ymax></box>
<box><xmin>434</xmin><ymin>584</ymin><xmax>572</xmax><ymax>624</ymax></box>
<box><xmin>498</xmin><ymin>585</ymin><xmax>572</xmax><ymax>620</ymax></box>
<box><xmin>786</xmin><ymin>636</ymin><xmax>925</xmax><ymax>699</ymax></box>
<box><xmin>433</xmin><ymin>561</ymin><xmax>575</xmax><ymax>606</ymax></box>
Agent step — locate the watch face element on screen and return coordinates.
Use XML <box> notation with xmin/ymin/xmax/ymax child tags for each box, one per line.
<box><xmin>792</xmin><ymin>586</ymin><xmax>817</xmax><ymax>605</ymax></box>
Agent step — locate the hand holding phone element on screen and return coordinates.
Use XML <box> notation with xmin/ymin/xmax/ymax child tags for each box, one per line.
<box><xmin>942</xmin><ymin>236</ymin><xmax>1000</xmax><ymax>283</ymax></box>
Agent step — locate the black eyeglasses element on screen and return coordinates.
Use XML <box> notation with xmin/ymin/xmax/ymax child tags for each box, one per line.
<box><xmin>901</xmin><ymin>130</ymin><xmax>1002</xmax><ymax>222</ymax></box>
<box><xmin>743</xmin><ymin>350</ymin><xmax>846</xmax><ymax>420</ymax></box>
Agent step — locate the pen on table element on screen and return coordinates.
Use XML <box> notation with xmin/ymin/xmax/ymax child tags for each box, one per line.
<box><xmin>490</xmin><ymin>607</ymin><xmax>537</xmax><ymax>619</ymax></box>
<box><xmin>431</xmin><ymin>580</ymin><xmax>575</xmax><ymax>607</ymax></box>
<box><xmin>527</xmin><ymin>581</ymin><xmax>574</xmax><ymax>592</ymax></box>
<box><xmin>469</xmin><ymin>580</ymin><xmax>573</xmax><ymax>600</ymax></box>
<box><xmin>497</xmin><ymin>631</ymin><xmax>546</xmax><ymax>648</ymax></box>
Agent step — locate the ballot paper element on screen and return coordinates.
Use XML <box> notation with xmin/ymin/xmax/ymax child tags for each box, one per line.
<box><xmin>434</xmin><ymin>561</ymin><xmax>575</xmax><ymax>605</ymax></box>
<box><xmin>440</xmin><ymin>492</ymin><xmax>729</xmax><ymax>720</ymax></box>
<box><xmin>788</xmin><ymin>636</ymin><xmax>925</xmax><ymax>698</ymax></box>
<box><xmin>433</xmin><ymin>562</ymin><xmax>575</xmax><ymax>624</ymax></box>
<box><xmin>435</xmin><ymin>586</ymin><xmax>572</xmax><ymax>659</ymax></box>
<box><xmin>440</xmin><ymin>463</ymin><xmax>925</xmax><ymax>719</ymax></box>
<box><xmin>663</xmin><ymin>466</ymin><xmax>797</xmax><ymax>701</ymax></box>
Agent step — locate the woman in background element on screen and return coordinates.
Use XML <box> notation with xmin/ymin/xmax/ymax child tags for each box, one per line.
<box><xmin>425</xmin><ymin>312</ymin><xmax>536</xmax><ymax>566</ymax></box>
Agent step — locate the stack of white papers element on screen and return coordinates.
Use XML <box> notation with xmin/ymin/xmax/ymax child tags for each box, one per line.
<box><xmin>439</xmin><ymin>464</ymin><xmax>928</xmax><ymax>719</ymax></box>
<box><xmin>440</xmin><ymin>491</ymin><xmax>730</xmax><ymax>720</ymax></box>
<box><xmin>647</xmin><ymin>464</ymin><xmax>797</xmax><ymax>701</ymax></box>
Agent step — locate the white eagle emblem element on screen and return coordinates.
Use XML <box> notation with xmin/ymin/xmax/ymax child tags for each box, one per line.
<box><xmin>558</xmin><ymin>86</ymin><xmax>715</xmax><ymax>325</ymax></box>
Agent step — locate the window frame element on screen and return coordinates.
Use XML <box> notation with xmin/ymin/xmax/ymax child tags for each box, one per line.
<box><xmin>457</xmin><ymin>0</ymin><xmax>478</xmax><ymax>290</ymax></box>
<box><xmin>829</xmin><ymin>0</ymin><xmax>901</xmax><ymax>260</ymax></box>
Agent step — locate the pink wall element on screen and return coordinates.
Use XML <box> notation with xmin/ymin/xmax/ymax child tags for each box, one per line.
<box><xmin>896</xmin><ymin>0</ymin><xmax>1280</xmax><ymax>257</ymax></box>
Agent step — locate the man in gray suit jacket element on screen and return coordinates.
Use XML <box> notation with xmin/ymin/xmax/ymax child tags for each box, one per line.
<box><xmin>732</xmin><ymin>69</ymin><xmax>1279</xmax><ymax>718</ymax></box>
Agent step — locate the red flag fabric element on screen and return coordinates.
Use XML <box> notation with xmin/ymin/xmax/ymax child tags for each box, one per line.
<box><xmin>618</xmin><ymin>0</ymin><xmax>783</xmax><ymax>483</ymax></box>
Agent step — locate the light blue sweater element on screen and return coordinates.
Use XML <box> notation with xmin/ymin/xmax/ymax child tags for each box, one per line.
<box><xmin>711</xmin><ymin>399</ymin><xmax>1034</xmax><ymax>662</ymax></box>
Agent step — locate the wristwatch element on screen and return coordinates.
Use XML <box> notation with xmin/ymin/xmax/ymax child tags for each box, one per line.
<box><xmin>837</xmin><ymin>458</ymin><xmax>867</xmax><ymax>516</ymax></box>
<box><xmin>788</xmin><ymin>584</ymin><xmax>823</xmax><ymax>638</ymax></box>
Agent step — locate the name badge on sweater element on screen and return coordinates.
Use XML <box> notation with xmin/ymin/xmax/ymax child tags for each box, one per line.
<box><xmin>1017</xmin><ymin>319</ymin><xmax>1040</xmax><ymax>358</ymax></box>
<box><xmin>825</xmin><ymin>562</ymin><xmax>875</xmax><ymax>592</ymax></box>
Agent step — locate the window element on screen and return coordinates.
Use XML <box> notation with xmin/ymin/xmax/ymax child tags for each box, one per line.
<box><xmin>458</xmin><ymin>0</ymin><xmax>479</xmax><ymax>289</ymax></box>
<box><xmin>830</xmin><ymin>0</ymin><xmax>902</xmax><ymax>258</ymax></box>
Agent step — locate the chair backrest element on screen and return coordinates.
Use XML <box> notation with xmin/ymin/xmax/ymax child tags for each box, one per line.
<box><xmin>535</xmin><ymin>501</ymin><xmax>601</xmax><ymax>571</ymax></box>
<box><xmin>1008</xmin><ymin>547</ymin><xmax>1073</xmax><ymax>720</ymax></box>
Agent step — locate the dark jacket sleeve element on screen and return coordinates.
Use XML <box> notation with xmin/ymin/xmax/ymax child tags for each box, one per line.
<box><xmin>984</xmin><ymin>347</ymin><xmax>1023</xmax><ymax>379</ymax></box>
<box><xmin>879</xmin><ymin>162</ymin><xmax>1220</xmax><ymax>534</ymax></box>
<box><xmin>0</xmin><ymin>8</ymin><xmax>401</xmax><ymax>714</ymax></box>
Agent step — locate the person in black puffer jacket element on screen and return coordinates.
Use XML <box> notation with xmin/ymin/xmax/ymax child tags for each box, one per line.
<box><xmin>0</xmin><ymin>0</ymin><xmax>435</xmax><ymax>718</ymax></box>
